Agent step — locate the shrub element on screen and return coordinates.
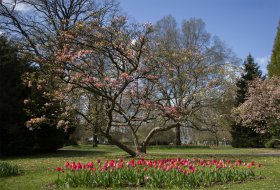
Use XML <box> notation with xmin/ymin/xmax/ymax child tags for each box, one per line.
<box><xmin>33</xmin><ymin>125</ymin><xmax>66</xmax><ymax>153</ymax></box>
<box><xmin>265</xmin><ymin>138</ymin><xmax>280</xmax><ymax>148</ymax></box>
<box><xmin>0</xmin><ymin>162</ymin><xmax>21</xmax><ymax>177</ymax></box>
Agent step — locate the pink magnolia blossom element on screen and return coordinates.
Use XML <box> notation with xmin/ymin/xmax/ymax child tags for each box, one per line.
<box><xmin>120</xmin><ymin>72</ymin><xmax>133</xmax><ymax>81</ymax></box>
<box><xmin>233</xmin><ymin>77</ymin><xmax>280</xmax><ymax>132</ymax></box>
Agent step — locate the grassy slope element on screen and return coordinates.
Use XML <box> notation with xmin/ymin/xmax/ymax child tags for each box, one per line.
<box><xmin>0</xmin><ymin>145</ymin><xmax>279</xmax><ymax>190</ymax></box>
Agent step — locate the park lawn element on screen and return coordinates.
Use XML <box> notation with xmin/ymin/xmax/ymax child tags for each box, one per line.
<box><xmin>0</xmin><ymin>145</ymin><xmax>279</xmax><ymax>190</ymax></box>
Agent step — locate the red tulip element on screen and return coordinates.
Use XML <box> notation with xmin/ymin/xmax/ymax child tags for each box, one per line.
<box><xmin>65</xmin><ymin>162</ymin><xmax>70</xmax><ymax>167</ymax></box>
<box><xmin>56</xmin><ymin>167</ymin><xmax>61</xmax><ymax>172</ymax></box>
<box><xmin>87</xmin><ymin>161</ymin><xmax>93</xmax><ymax>168</ymax></box>
<box><xmin>189</xmin><ymin>165</ymin><xmax>195</xmax><ymax>173</ymax></box>
<box><xmin>71</xmin><ymin>162</ymin><xmax>76</xmax><ymax>168</ymax></box>
<box><xmin>104</xmin><ymin>165</ymin><xmax>108</xmax><ymax>171</ymax></box>
<box><xmin>238</xmin><ymin>159</ymin><xmax>242</xmax><ymax>165</ymax></box>
<box><xmin>119</xmin><ymin>162</ymin><xmax>124</xmax><ymax>168</ymax></box>
<box><xmin>212</xmin><ymin>159</ymin><xmax>217</xmax><ymax>164</ymax></box>
<box><xmin>109</xmin><ymin>160</ymin><xmax>115</xmax><ymax>167</ymax></box>
<box><xmin>77</xmin><ymin>162</ymin><xmax>82</xmax><ymax>169</ymax></box>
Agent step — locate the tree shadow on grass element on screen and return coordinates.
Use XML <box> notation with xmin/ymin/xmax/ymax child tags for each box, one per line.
<box><xmin>46</xmin><ymin>149</ymin><xmax>110</xmax><ymax>158</ymax></box>
<box><xmin>0</xmin><ymin>149</ymin><xmax>112</xmax><ymax>160</ymax></box>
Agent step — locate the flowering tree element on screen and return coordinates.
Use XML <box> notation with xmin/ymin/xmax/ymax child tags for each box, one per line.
<box><xmin>50</xmin><ymin>15</ymin><xmax>168</xmax><ymax>155</ymax></box>
<box><xmin>233</xmin><ymin>77</ymin><xmax>280</xmax><ymax>139</ymax></box>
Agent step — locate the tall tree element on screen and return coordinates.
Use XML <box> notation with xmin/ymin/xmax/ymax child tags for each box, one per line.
<box><xmin>231</xmin><ymin>54</ymin><xmax>264</xmax><ymax>147</ymax></box>
<box><xmin>153</xmin><ymin>15</ymin><xmax>181</xmax><ymax>145</ymax></box>
<box><xmin>0</xmin><ymin>36</ymin><xmax>33</xmax><ymax>156</ymax></box>
<box><xmin>268</xmin><ymin>21</ymin><xmax>280</xmax><ymax>77</ymax></box>
<box><xmin>153</xmin><ymin>16</ymin><xmax>239</xmax><ymax>146</ymax></box>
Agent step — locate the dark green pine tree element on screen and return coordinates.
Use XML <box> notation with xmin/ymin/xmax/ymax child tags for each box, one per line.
<box><xmin>231</xmin><ymin>54</ymin><xmax>265</xmax><ymax>147</ymax></box>
<box><xmin>0</xmin><ymin>36</ymin><xmax>34</xmax><ymax>156</ymax></box>
<box><xmin>268</xmin><ymin>21</ymin><xmax>280</xmax><ymax>77</ymax></box>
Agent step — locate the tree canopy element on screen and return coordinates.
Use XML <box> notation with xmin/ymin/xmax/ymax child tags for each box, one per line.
<box><xmin>268</xmin><ymin>21</ymin><xmax>280</xmax><ymax>77</ymax></box>
<box><xmin>233</xmin><ymin>77</ymin><xmax>280</xmax><ymax>138</ymax></box>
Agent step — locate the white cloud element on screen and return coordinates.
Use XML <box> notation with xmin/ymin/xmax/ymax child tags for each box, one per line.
<box><xmin>256</xmin><ymin>56</ymin><xmax>270</xmax><ymax>65</ymax></box>
<box><xmin>256</xmin><ymin>56</ymin><xmax>270</xmax><ymax>75</ymax></box>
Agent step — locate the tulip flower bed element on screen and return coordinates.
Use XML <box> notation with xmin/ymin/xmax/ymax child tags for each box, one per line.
<box><xmin>55</xmin><ymin>158</ymin><xmax>262</xmax><ymax>189</ymax></box>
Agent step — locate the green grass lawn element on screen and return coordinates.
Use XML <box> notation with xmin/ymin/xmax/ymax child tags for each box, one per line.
<box><xmin>0</xmin><ymin>145</ymin><xmax>279</xmax><ymax>190</ymax></box>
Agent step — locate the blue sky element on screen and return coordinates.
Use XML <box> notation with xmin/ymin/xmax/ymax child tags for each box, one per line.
<box><xmin>118</xmin><ymin>0</ymin><xmax>280</xmax><ymax>74</ymax></box>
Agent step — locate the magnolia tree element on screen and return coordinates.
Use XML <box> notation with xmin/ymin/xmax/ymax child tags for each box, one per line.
<box><xmin>233</xmin><ymin>77</ymin><xmax>280</xmax><ymax>137</ymax></box>
<box><xmin>51</xmin><ymin>17</ymin><xmax>169</xmax><ymax>156</ymax></box>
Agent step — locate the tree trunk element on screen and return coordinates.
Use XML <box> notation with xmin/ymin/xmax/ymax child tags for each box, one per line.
<box><xmin>104</xmin><ymin>134</ymin><xmax>137</xmax><ymax>157</ymax></box>
<box><xmin>100</xmin><ymin>123</ymin><xmax>181</xmax><ymax>157</ymax></box>
<box><xmin>92</xmin><ymin>134</ymin><xmax>98</xmax><ymax>147</ymax></box>
<box><xmin>136</xmin><ymin>145</ymin><xmax>146</xmax><ymax>155</ymax></box>
<box><xmin>92</xmin><ymin>122</ymin><xmax>99</xmax><ymax>147</ymax></box>
<box><xmin>175</xmin><ymin>125</ymin><xmax>181</xmax><ymax>145</ymax></box>
<box><xmin>215</xmin><ymin>134</ymin><xmax>219</xmax><ymax>146</ymax></box>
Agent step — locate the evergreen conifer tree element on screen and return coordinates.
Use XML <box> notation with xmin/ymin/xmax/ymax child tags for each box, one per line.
<box><xmin>0</xmin><ymin>36</ymin><xmax>34</xmax><ymax>155</ymax></box>
<box><xmin>268</xmin><ymin>21</ymin><xmax>280</xmax><ymax>77</ymax></box>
